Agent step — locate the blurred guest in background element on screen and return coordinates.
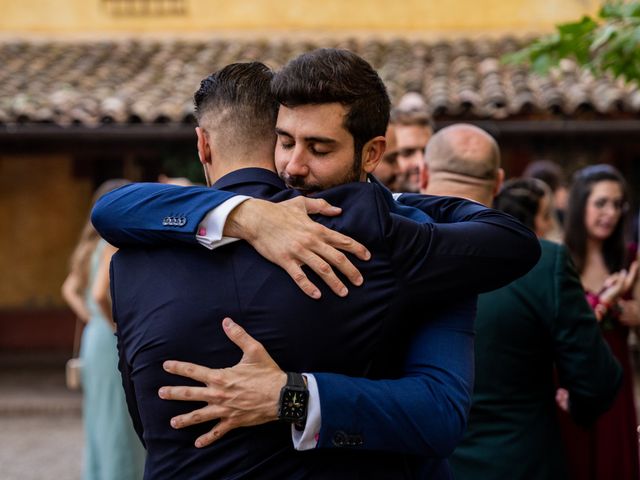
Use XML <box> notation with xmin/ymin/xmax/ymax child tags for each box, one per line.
<box><xmin>421</xmin><ymin>128</ymin><xmax>622</xmax><ymax>480</ymax></box>
<box><xmin>493</xmin><ymin>178</ymin><xmax>555</xmax><ymax>238</ymax></box>
<box><xmin>420</xmin><ymin>123</ymin><xmax>503</xmax><ymax>205</ymax></box>
<box><xmin>523</xmin><ymin>159</ymin><xmax>568</xmax><ymax>219</ymax></box>
<box><xmin>61</xmin><ymin>179</ymin><xmax>145</xmax><ymax>480</ymax></box>
<box><xmin>560</xmin><ymin>164</ymin><xmax>639</xmax><ymax>480</ymax></box>
<box><xmin>452</xmin><ymin>176</ymin><xmax>621</xmax><ymax>480</ymax></box>
<box><xmin>523</xmin><ymin>159</ymin><xmax>568</xmax><ymax>242</ymax></box>
<box><xmin>390</xmin><ymin>98</ymin><xmax>434</xmax><ymax>193</ymax></box>
<box><xmin>422</xmin><ymin>124</ymin><xmax>621</xmax><ymax>480</ymax></box>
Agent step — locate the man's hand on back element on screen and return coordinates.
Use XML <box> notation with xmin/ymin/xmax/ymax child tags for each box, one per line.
<box><xmin>159</xmin><ymin>318</ymin><xmax>287</xmax><ymax>448</ymax></box>
<box><xmin>224</xmin><ymin>197</ymin><xmax>370</xmax><ymax>299</ymax></box>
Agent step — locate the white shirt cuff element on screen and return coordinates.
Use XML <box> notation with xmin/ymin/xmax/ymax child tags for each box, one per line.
<box><xmin>292</xmin><ymin>373</ymin><xmax>320</xmax><ymax>450</ymax></box>
<box><xmin>195</xmin><ymin>196</ymin><xmax>251</xmax><ymax>250</ymax></box>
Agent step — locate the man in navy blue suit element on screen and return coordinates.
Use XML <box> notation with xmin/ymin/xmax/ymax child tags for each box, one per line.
<box><xmin>95</xmin><ymin>52</ymin><xmax>539</xmax><ymax>479</ymax></box>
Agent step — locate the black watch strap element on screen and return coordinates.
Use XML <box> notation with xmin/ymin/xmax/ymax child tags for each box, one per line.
<box><xmin>286</xmin><ymin>372</ymin><xmax>306</xmax><ymax>389</ymax></box>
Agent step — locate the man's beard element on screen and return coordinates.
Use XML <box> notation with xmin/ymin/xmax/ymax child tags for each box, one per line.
<box><xmin>280</xmin><ymin>154</ymin><xmax>362</xmax><ymax>194</ymax></box>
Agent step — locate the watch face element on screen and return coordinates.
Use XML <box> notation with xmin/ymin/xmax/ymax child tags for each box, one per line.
<box><xmin>281</xmin><ymin>389</ymin><xmax>307</xmax><ymax>419</ymax></box>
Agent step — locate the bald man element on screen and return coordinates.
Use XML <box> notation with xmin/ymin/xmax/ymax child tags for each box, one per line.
<box><xmin>418</xmin><ymin>124</ymin><xmax>621</xmax><ymax>480</ymax></box>
<box><xmin>419</xmin><ymin>123</ymin><xmax>504</xmax><ymax>204</ymax></box>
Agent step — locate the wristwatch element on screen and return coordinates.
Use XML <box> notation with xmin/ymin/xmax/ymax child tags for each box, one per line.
<box><xmin>277</xmin><ymin>372</ymin><xmax>309</xmax><ymax>428</ymax></box>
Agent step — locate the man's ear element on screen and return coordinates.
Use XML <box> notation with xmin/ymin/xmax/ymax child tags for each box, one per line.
<box><xmin>195</xmin><ymin>127</ymin><xmax>212</xmax><ymax>166</ymax></box>
<box><xmin>419</xmin><ymin>162</ymin><xmax>430</xmax><ymax>193</ymax></box>
<box><xmin>493</xmin><ymin>168</ymin><xmax>505</xmax><ymax>196</ymax></box>
<box><xmin>361</xmin><ymin>136</ymin><xmax>386</xmax><ymax>174</ymax></box>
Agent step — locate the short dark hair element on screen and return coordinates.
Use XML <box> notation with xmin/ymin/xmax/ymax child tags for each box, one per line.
<box><xmin>271</xmin><ymin>48</ymin><xmax>391</xmax><ymax>158</ymax></box>
<box><xmin>390</xmin><ymin>106</ymin><xmax>435</xmax><ymax>131</ymax></box>
<box><xmin>494</xmin><ymin>178</ymin><xmax>549</xmax><ymax>232</ymax></box>
<box><xmin>522</xmin><ymin>160</ymin><xmax>565</xmax><ymax>192</ymax></box>
<box><xmin>564</xmin><ymin>164</ymin><xmax>629</xmax><ymax>273</ymax></box>
<box><xmin>194</xmin><ymin>62</ymin><xmax>278</xmax><ymax>142</ymax></box>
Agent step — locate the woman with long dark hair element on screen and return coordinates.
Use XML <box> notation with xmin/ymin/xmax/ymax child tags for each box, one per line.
<box><xmin>561</xmin><ymin>164</ymin><xmax>639</xmax><ymax>479</ymax></box>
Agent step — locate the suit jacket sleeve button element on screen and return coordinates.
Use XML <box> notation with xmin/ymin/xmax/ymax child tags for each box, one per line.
<box><xmin>332</xmin><ymin>431</ymin><xmax>347</xmax><ymax>447</ymax></box>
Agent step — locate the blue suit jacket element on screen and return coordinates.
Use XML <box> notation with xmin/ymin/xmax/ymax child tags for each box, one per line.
<box><xmin>93</xmin><ymin>169</ymin><xmax>540</xmax><ymax>479</ymax></box>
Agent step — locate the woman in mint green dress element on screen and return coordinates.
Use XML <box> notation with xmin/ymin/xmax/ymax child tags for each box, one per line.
<box><xmin>62</xmin><ymin>180</ymin><xmax>145</xmax><ymax>480</ymax></box>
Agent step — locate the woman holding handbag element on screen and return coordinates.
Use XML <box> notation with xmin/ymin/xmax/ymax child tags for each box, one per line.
<box><xmin>62</xmin><ymin>179</ymin><xmax>144</xmax><ymax>480</ymax></box>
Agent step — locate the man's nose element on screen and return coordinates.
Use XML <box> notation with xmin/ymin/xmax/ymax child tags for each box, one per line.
<box><xmin>408</xmin><ymin>152</ymin><xmax>424</xmax><ymax>168</ymax></box>
<box><xmin>286</xmin><ymin>146</ymin><xmax>310</xmax><ymax>177</ymax></box>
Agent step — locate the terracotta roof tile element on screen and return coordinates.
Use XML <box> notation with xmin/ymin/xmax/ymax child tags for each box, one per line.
<box><xmin>1</xmin><ymin>37</ymin><xmax>638</xmax><ymax>126</ymax></box>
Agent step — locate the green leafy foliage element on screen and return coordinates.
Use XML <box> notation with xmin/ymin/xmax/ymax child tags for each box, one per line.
<box><xmin>503</xmin><ymin>1</ymin><xmax>640</xmax><ymax>84</ymax></box>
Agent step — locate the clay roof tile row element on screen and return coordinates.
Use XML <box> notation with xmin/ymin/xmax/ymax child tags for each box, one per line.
<box><xmin>1</xmin><ymin>36</ymin><xmax>638</xmax><ymax>126</ymax></box>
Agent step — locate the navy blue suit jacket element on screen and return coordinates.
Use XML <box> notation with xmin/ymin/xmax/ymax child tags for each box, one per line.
<box><xmin>94</xmin><ymin>169</ymin><xmax>540</xmax><ymax>479</ymax></box>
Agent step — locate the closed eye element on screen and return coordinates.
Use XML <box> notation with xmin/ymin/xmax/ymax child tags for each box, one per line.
<box><xmin>310</xmin><ymin>146</ymin><xmax>330</xmax><ymax>156</ymax></box>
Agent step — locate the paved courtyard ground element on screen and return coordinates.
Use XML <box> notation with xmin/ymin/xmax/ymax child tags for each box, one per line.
<box><xmin>0</xmin><ymin>414</ymin><xmax>83</xmax><ymax>480</ymax></box>
<box><xmin>0</xmin><ymin>353</ymin><xmax>82</xmax><ymax>480</ymax></box>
